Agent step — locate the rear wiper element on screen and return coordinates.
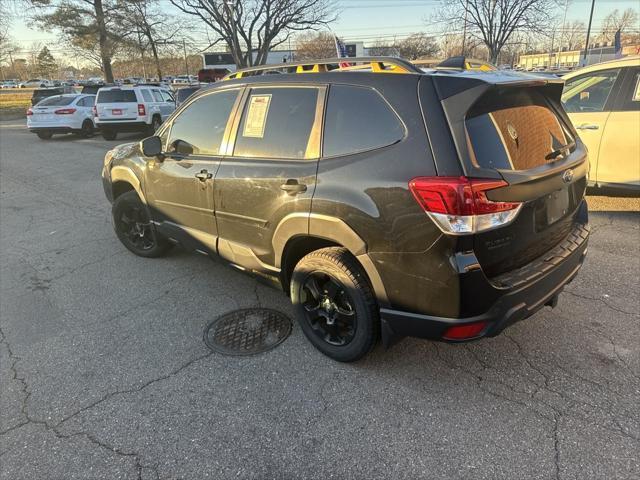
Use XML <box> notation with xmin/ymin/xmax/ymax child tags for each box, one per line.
<box><xmin>545</xmin><ymin>141</ymin><xmax>575</xmax><ymax>161</ymax></box>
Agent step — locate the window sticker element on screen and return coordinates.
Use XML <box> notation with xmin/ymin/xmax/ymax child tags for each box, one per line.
<box><xmin>243</xmin><ymin>94</ymin><xmax>272</xmax><ymax>138</ymax></box>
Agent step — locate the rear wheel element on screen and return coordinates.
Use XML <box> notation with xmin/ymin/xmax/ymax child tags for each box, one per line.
<box><xmin>148</xmin><ymin>115</ymin><xmax>161</xmax><ymax>135</ymax></box>
<box><xmin>36</xmin><ymin>131</ymin><xmax>52</xmax><ymax>140</ymax></box>
<box><xmin>112</xmin><ymin>191</ymin><xmax>171</xmax><ymax>258</ymax></box>
<box><xmin>102</xmin><ymin>129</ymin><xmax>117</xmax><ymax>140</ymax></box>
<box><xmin>290</xmin><ymin>247</ymin><xmax>378</xmax><ymax>362</ymax></box>
<box><xmin>80</xmin><ymin>119</ymin><xmax>94</xmax><ymax>137</ymax></box>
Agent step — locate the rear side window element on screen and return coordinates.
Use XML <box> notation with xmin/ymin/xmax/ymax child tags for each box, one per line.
<box><xmin>466</xmin><ymin>89</ymin><xmax>574</xmax><ymax>171</ymax></box>
<box><xmin>97</xmin><ymin>90</ymin><xmax>137</xmax><ymax>103</ymax></box>
<box><xmin>234</xmin><ymin>87</ymin><xmax>319</xmax><ymax>159</ymax></box>
<box><xmin>141</xmin><ymin>89</ymin><xmax>153</xmax><ymax>102</ymax></box>
<box><xmin>37</xmin><ymin>96</ymin><xmax>75</xmax><ymax>106</ymax></box>
<box><xmin>323</xmin><ymin>85</ymin><xmax>404</xmax><ymax>157</ymax></box>
<box><xmin>167</xmin><ymin>89</ymin><xmax>239</xmax><ymax>156</ymax></box>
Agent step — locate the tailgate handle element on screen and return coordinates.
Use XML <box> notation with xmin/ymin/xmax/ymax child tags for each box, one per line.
<box><xmin>576</xmin><ymin>124</ymin><xmax>599</xmax><ymax>130</ymax></box>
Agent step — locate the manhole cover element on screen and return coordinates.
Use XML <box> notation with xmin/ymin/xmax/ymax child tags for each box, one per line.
<box><xmin>203</xmin><ymin>308</ymin><xmax>292</xmax><ymax>356</ymax></box>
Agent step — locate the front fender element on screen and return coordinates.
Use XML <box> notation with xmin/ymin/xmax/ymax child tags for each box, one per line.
<box><xmin>109</xmin><ymin>166</ymin><xmax>146</xmax><ymax>204</ymax></box>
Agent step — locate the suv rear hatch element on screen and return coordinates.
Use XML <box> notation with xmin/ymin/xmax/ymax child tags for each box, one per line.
<box><xmin>424</xmin><ymin>72</ymin><xmax>587</xmax><ymax>278</ymax></box>
<box><xmin>96</xmin><ymin>89</ymin><xmax>139</xmax><ymax>120</ymax></box>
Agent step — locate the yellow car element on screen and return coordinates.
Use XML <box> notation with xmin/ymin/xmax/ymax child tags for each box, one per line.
<box><xmin>562</xmin><ymin>56</ymin><xmax>640</xmax><ymax>194</ymax></box>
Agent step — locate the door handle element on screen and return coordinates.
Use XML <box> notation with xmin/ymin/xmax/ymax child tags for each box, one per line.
<box><xmin>195</xmin><ymin>169</ymin><xmax>212</xmax><ymax>181</ymax></box>
<box><xmin>280</xmin><ymin>180</ymin><xmax>307</xmax><ymax>195</ymax></box>
<box><xmin>576</xmin><ymin>124</ymin><xmax>599</xmax><ymax>130</ymax></box>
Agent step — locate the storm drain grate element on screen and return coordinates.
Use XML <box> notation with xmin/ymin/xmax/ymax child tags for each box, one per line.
<box><xmin>203</xmin><ymin>308</ymin><xmax>292</xmax><ymax>356</ymax></box>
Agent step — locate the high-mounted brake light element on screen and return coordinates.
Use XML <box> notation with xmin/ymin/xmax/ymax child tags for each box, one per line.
<box><xmin>54</xmin><ymin>108</ymin><xmax>77</xmax><ymax>115</ymax></box>
<box><xmin>409</xmin><ymin>176</ymin><xmax>522</xmax><ymax>235</ymax></box>
<box><xmin>137</xmin><ymin>103</ymin><xmax>146</xmax><ymax>116</ymax></box>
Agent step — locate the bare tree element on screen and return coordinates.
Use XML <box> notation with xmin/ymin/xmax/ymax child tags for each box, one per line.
<box><xmin>601</xmin><ymin>8</ymin><xmax>639</xmax><ymax>42</ymax></box>
<box><xmin>295</xmin><ymin>32</ymin><xmax>335</xmax><ymax>60</ymax></box>
<box><xmin>437</xmin><ymin>0</ymin><xmax>554</xmax><ymax>64</ymax></box>
<box><xmin>395</xmin><ymin>33</ymin><xmax>438</xmax><ymax>60</ymax></box>
<box><xmin>170</xmin><ymin>0</ymin><xmax>337</xmax><ymax>68</ymax></box>
<box><xmin>367</xmin><ymin>40</ymin><xmax>398</xmax><ymax>57</ymax></box>
<box><xmin>115</xmin><ymin>0</ymin><xmax>184</xmax><ymax>79</ymax></box>
<box><xmin>559</xmin><ymin>20</ymin><xmax>586</xmax><ymax>50</ymax></box>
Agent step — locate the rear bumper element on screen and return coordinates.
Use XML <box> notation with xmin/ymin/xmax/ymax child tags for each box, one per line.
<box><xmin>380</xmin><ymin>210</ymin><xmax>589</xmax><ymax>344</ymax></box>
<box><xmin>96</xmin><ymin>120</ymin><xmax>148</xmax><ymax>132</ymax></box>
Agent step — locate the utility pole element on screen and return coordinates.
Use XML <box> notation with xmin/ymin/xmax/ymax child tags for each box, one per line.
<box><xmin>583</xmin><ymin>0</ymin><xmax>596</xmax><ymax>66</ymax></box>
<box><xmin>461</xmin><ymin>0</ymin><xmax>469</xmax><ymax>56</ymax></box>
<box><xmin>183</xmin><ymin>38</ymin><xmax>189</xmax><ymax>76</ymax></box>
<box><xmin>557</xmin><ymin>0</ymin><xmax>570</xmax><ymax>67</ymax></box>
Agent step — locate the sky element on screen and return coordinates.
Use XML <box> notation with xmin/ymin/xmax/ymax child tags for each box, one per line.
<box><xmin>7</xmin><ymin>0</ymin><xmax>640</xmax><ymax>60</ymax></box>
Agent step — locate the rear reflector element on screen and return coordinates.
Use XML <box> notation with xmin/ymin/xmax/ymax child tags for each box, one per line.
<box><xmin>442</xmin><ymin>321</ymin><xmax>488</xmax><ymax>340</ymax></box>
<box><xmin>409</xmin><ymin>176</ymin><xmax>522</xmax><ymax>235</ymax></box>
<box><xmin>138</xmin><ymin>103</ymin><xmax>146</xmax><ymax>116</ymax></box>
<box><xmin>54</xmin><ymin>108</ymin><xmax>76</xmax><ymax>115</ymax></box>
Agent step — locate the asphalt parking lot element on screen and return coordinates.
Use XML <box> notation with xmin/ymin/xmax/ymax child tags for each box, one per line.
<box><xmin>1</xmin><ymin>120</ymin><xmax>639</xmax><ymax>480</ymax></box>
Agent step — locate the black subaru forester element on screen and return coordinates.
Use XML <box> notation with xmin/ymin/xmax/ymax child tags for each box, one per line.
<box><xmin>102</xmin><ymin>57</ymin><xmax>589</xmax><ymax>362</ymax></box>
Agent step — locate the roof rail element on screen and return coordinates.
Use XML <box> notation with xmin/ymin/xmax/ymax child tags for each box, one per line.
<box><xmin>222</xmin><ymin>56</ymin><xmax>423</xmax><ymax>80</ymax></box>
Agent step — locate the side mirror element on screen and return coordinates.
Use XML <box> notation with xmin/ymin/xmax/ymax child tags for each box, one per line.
<box><xmin>141</xmin><ymin>135</ymin><xmax>163</xmax><ymax>158</ymax></box>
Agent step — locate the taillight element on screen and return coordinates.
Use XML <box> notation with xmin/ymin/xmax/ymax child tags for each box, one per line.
<box><xmin>54</xmin><ymin>108</ymin><xmax>77</xmax><ymax>115</ymax></box>
<box><xmin>409</xmin><ymin>176</ymin><xmax>522</xmax><ymax>235</ymax></box>
<box><xmin>93</xmin><ymin>106</ymin><xmax>98</xmax><ymax>117</ymax></box>
<box><xmin>137</xmin><ymin>103</ymin><xmax>146</xmax><ymax>116</ymax></box>
<box><xmin>26</xmin><ymin>108</ymin><xmax>33</xmax><ymax>116</ymax></box>
<box><xmin>442</xmin><ymin>321</ymin><xmax>488</xmax><ymax>340</ymax></box>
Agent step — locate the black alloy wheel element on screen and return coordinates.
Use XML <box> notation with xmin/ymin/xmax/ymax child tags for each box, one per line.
<box><xmin>291</xmin><ymin>247</ymin><xmax>378</xmax><ymax>362</ymax></box>
<box><xmin>112</xmin><ymin>191</ymin><xmax>171</xmax><ymax>258</ymax></box>
<box><xmin>302</xmin><ymin>272</ymin><xmax>357</xmax><ymax>346</ymax></box>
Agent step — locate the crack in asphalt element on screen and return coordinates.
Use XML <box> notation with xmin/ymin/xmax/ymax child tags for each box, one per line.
<box><xmin>564</xmin><ymin>289</ymin><xmax>639</xmax><ymax>316</ymax></box>
<box><xmin>0</xmin><ymin>323</ymin><xmax>212</xmax><ymax>479</ymax></box>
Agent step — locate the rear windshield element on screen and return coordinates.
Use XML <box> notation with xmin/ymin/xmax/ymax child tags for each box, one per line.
<box><xmin>465</xmin><ymin>89</ymin><xmax>574</xmax><ymax>171</ymax></box>
<box><xmin>97</xmin><ymin>90</ymin><xmax>137</xmax><ymax>103</ymax></box>
<box><xmin>37</xmin><ymin>96</ymin><xmax>75</xmax><ymax>106</ymax></box>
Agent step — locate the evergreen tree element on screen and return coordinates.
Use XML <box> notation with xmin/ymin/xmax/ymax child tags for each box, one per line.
<box><xmin>36</xmin><ymin>46</ymin><xmax>57</xmax><ymax>78</ymax></box>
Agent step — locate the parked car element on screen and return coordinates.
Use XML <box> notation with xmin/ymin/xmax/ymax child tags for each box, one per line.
<box><xmin>172</xmin><ymin>75</ymin><xmax>197</xmax><ymax>84</ymax></box>
<box><xmin>1</xmin><ymin>80</ymin><xmax>18</xmax><ymax>89</ymax></box>
<box><xmin>101</xmin><ymin>57</ymin><xmax>589</xmax><ymax>362</ymax></box>
<box><xmin>20</xmin><ymin>78</ymin><xmax>53</xmax><ymax>88</ymax></box>
<box><xmin>562</xmin><ymin>56</ymin><xmax>640</xmax><ymax>195</ymax></box>
<box><xmin>31</xmin><ymin>86</ymin><xmax>75</xmax><ymax>106</ymax></box>
<box><xmin>27</xmin><ymin>94</ymin><xmax>96</xmax><ymax>139</ymax></box>
<box><xmin>94</xmin><ymin>84</ymin><xmax>176</xmax><ymax>140</ymax></box>
<box><xmin>175</xmin><ymin>84</ymin><xmax>203</xmax><ymax>106</ymax></box>
<box><xmin>81</xmin><ymin>83</ymin><xmax>110</xmax><ymax>95</ymax></box>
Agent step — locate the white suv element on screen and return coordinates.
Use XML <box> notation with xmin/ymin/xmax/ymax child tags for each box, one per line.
<box><xmin>20</xmin><ymin>79</ymin><xmax>53</xmax><ymax>88</ymax></box>
<box><xmin>94</xmin><ymin>85</ymin><xmax>176</xmax><ymax>140</ymax></box>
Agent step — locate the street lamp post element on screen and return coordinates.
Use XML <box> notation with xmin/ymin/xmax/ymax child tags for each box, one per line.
<box><xmin>583</xmin><ymin>0</ymin><xmax>596</xmax><ymax>66</ymax></box>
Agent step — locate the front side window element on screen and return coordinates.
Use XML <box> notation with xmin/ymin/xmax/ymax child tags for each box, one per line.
<box><xmin>233</xmin><ymin>87</ymin><xmax>319</xmax><ymax>159</ymax></box>
<box><xmin>322</xmin><ymin>85</ymin><xmax>404</xmax><ymax>157</ymax></box>
<box><xmin>166</xmin><ymin>89</ymin><xmax>239</xmax><ymax>156</ymax></box>
<box><xmin>151</xmin><ymin>89</ymin><xmax>163</xmax><ymax>102</ymax></box>
<box><xmin>161</xmin><ymin>91</ymin><xmax>174</xmax><ymax>103</ymax></box>
<box><xmin>561</xmin><ymin>69</ymin><xmax>620</xmax><ymax>113</ymax></box>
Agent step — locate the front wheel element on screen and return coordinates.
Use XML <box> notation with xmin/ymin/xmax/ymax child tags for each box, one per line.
<box><xmin>290</xmin><ymin>247</ymin><xmax>379</xmax><ymax>362</ymax></box>
<box><xmin>112</xmin><ymin>191</ymin><xmax>171</xmax><ymax>258</ymax></box>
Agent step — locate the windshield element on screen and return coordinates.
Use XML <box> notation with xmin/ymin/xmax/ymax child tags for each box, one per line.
<box><xmin>97</xmin><ymin>90</ymin><xmax>137</xmax><ymax>103</ymax></box>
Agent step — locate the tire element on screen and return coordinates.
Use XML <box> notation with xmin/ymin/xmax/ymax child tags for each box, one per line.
<box><xmin>102</xmin><ymin>129</ymin><xmax>117</xmax><ymax>140</ymax></box>
<box><xmin>112</xmin><ymin>191</ymin><xmax>171</xmax><ymax>258</ymax></box>
<box><xmin>36</xmin><ymin>131</ymin><xmax>52</xmax><ymax>140</ymax></box>
<box><xmin>148</xmin><ymin>115</ymin><xmax>161</xmax><ymax>135</ymax></box>
<box><xmin>290</xmin><ymin>247</ymin><xmax>379</xmax><ymax>362</ymax></box>
<box><xmin>80</xmin><ymin>120</ymin><xmax>94</xmax><ymax>138</ymax></box>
